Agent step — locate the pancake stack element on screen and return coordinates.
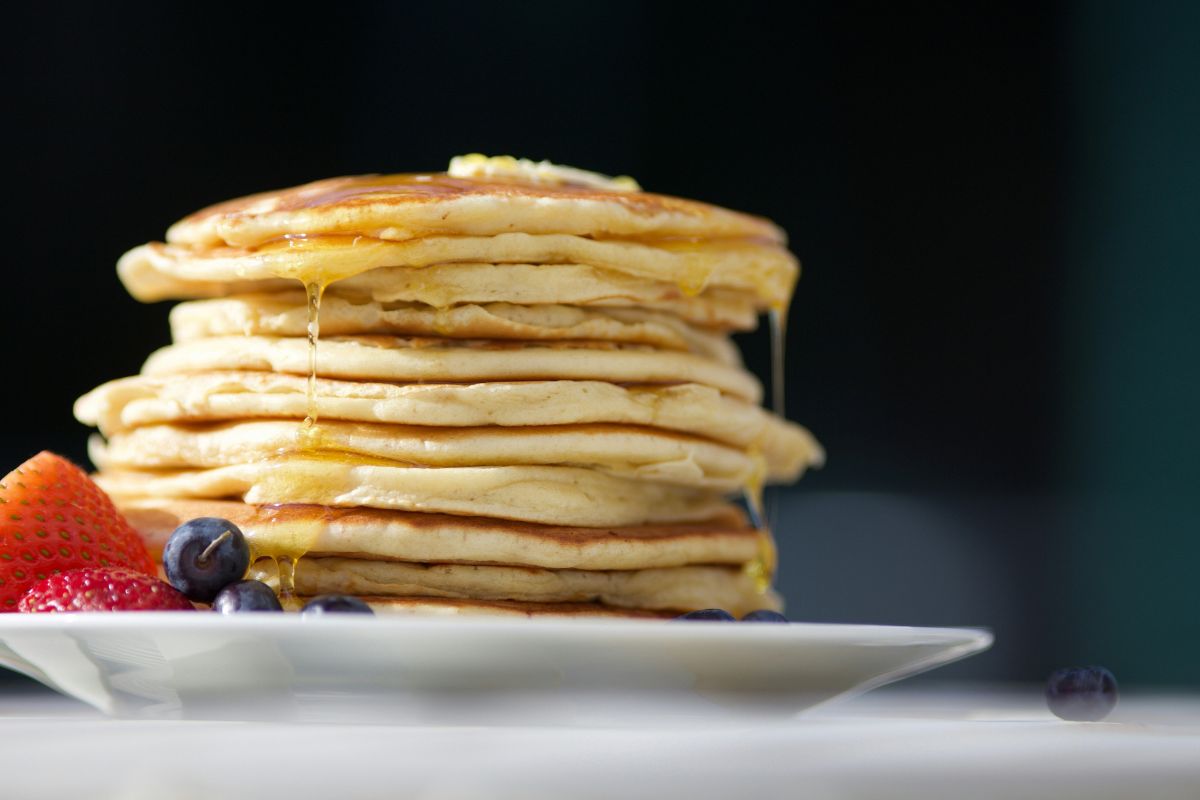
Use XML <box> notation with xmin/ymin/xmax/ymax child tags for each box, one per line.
<box><xmin>75</xmin><ymin>155</ymin><xmax>823</xmax><ymax>617</ymax></box>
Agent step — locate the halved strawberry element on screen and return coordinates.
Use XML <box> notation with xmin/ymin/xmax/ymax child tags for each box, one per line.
<box><xmin>0</xmin><ymin>451</ymin><xmax>154</xmax><ymax>610</ymax></box>
<box><xmin>18</xmin><ymin>567</ymin><xmax>194</xmax><ymax>612</ymax></box>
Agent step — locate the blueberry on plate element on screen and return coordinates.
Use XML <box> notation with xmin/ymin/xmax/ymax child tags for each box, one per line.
<box><xmin>162</xmin><ymin>517</ymin><xmax>251</xmax><ymax>603</ymax></box>
<box><xmin>675</xmin><ymin>608</ymin><xmax>736</xmax><ymax>621</ymax></box>
<box><xmin>741</xmin><ymin>609</ymin><xmax>789</xmax><ymax>623</ymax></box>
<box><xmin>301</xmin><ymin>595</ymin><xmax>375</xmax><ymax>615</ymax></box>
<box><xmin>212</xmin><ymin>580</ymin><xmax>283</xmax><ymax>613</ymax></box>
<box><xmin>1045</xmin><ymin>666</ymin><xmax>1119</xmax><ymax>721</ymax></box>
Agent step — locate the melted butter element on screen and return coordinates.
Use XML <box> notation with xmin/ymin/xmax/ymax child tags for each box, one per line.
<box><xmin>448</xmin><ymin>154</ymin><xmax>641</xmax><ymax>192</ymax></box>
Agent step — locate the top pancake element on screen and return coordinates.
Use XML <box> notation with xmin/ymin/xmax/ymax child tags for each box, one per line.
<box><xmin>166</xmin><ymin>172</ymin><xmax>785</xmax><ymax>249</ymax></box>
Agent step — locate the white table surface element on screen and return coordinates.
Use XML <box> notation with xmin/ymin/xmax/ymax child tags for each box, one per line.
<box><xmin>0</xmin><ymin>684</ymin><xmax>1197</xmax><ymax>799</ymax></box>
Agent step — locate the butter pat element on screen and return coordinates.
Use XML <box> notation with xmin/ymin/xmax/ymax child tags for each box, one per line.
<box><xmin>448</xmin><ymin>154</ymin><xmax>641</xmax><ymax>192</ymax></box>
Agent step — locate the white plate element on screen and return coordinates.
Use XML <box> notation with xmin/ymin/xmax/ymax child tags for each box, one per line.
<box><xmin>0</xmin><ymin>615</ymin><xmax>990</xmax><ymax>725</ymax></box>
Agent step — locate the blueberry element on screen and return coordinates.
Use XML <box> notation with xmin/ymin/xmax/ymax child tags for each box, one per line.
<box><xmin>301</xmin><ymin>595</ymin><xmax>374</xmax><ymax>615</ymax></box>
<box><xmin>675</xmin><ymin>608</ymin><xmax>736</xmax><ymax>621</ymax></box>
<box><xmin>162</xmin><ymin>517</ymin><xmax>251</xmax><ymax>603</ymax></box>
<box><xmin>1045</xmin><ymin>666</ymin><xmax>1118</xmax><ymax>721</ymax></box>
<box><xmin>741</xmin><ymin>609</ymin><xmax>789</xmax><ymax>623</ymax></box>
<box><xmin>212</xmin><ymin>580</ymin><xmax>283</xmax><ymax>613</ymax></box>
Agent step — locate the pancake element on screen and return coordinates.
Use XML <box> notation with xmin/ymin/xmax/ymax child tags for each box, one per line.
<box><xmin>93</xmin><ymin>420</ymin><xmax>773</xmax><ymax>490</ymax></box>
<box><xmin>94</xmin><ymin>459</ymin><xmax>729</xmax><ymax>527</ymax></box>
<box><xmin>74</xmin><ymin>156</ymin><xmax>821</xmax><ymax>617</ymax></box>
<box><xmin>168</xmin><ymin>294</ymin><xmax>742</xmax><ymax>364</ymax></box>
<box><xmin>140</xmin><ymin>335</ymin><xmax>762</xmax><ymax>402</ymax></box>
<box><xmin>164</xmin><ymin>168</ymin><xmax>785</xmax><ymax>249</ymax></box>
<box><xmin>249</xmin><ymin>557</ymin><xmax>774</xmax><ymax>617</ymax></box>
<box><xmin>119</xmin><ymin>499</ymin><xmax>759</xmax><ymax>569</ymax></box>
<box><xmin>120</xmin><ymin>233</ymin><xmax>797</xmax><ymax>308</ymax></box>
<box><xmin>124</xmin><ymin>258</ymin><xmax>761</xmax><ymax>330</ymax></box>
<box><xmin>75</xmin><ymin>375</ymin><xmax>823</xmax><ymax>476</ymax></box>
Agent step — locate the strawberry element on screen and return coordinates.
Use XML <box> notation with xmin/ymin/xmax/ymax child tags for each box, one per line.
<box><xmin>0</xmin><ymin>451</ymin><xmax>155</xmax><ymax>610</ymax></box>
<box><xmin>18</xmin><ymin>567</ymin><xmax>194</xmax><ymax>612</ymax></box>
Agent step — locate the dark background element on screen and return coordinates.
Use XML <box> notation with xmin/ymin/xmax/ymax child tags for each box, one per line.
<box><xmin>6</xmin><ymin>2</ymin><xmax>1199</xmax><ymax>686</ymax></box>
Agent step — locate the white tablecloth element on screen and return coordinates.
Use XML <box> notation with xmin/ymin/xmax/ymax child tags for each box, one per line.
<box><xmin>0</xmin><ymin>685</ymin><xmax>1197</xmax><ymax>799</ymax></box>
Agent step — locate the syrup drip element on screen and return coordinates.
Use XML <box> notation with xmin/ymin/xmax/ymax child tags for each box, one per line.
<box><xmin>741</xmin><ymin>448</ymin><xmax>772</xmax><ymax>594</ymax></box>
<box><xmin>765</xmin><ymin>306</ymin><xmax>787</xmax><ymax>532</ymax></box>
<box><xmin>742</xmin><ymin>306</ymin><xmax>788</xmax><ymax>595</ymax></box>
<box><xmin>300</xmin><ymin>280</ymin><xmax>326</xmax><ymax>448</ymax></box>
<box><xmin>277</xmin><ymin>555</ymin><xmax>297</xmax><ymax>599</ymax></box>
<box><xmin>768</xmin><ymin>307</ymin><xmax>787</xmax><ymax>418</ymax></box>
<box><xmin>270</xmin><ymin>263</ymin><xmax>331</xmax><ymax>609</ymax></box>
<box><xmin>743</xmin><ymin>531</ymin><xmax>777</xmax><ymax>595</ymax></box>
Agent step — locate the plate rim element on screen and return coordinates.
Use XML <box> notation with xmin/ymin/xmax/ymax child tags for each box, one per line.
<box><xmin>0</xmin><ymin>611</ymin><xmax>993</xmax><ymax>647</ymax></box>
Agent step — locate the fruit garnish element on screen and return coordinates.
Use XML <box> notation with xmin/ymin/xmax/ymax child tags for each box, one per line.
<box><xmin>213</xmin><ymin>580</ymin><xmax>283</xmax><ymax>613</ymax></box>
<box><xmin>1045</xmin><ymin>666</ymin><xmax>1119</xmax><ymax>721</ymax></box>
<box><xmin>18</xmin><ymin>567</ymin><xmax>194</xmax><ymax>612</ymax></box>
<box><xmin>0</xmin><ymin>451</ymin><xmax>155</xmax><ymax>610</ymax></box>
<box><xmin>162</xmin><ymin>517</ymin><xmax>251</xmax><ymax>603</ymax></box>
<box><xmin>675</xmin><ymin>608</ymin><xmax>735</xmax><ymax>621</ymax></box>
<box><xmin>741</xmin><ymin>610</ymin><xmax>789</xmax><ymax>623</ymax></box>
<box><xmin>301</xmin><ymin>595</ymin><xmax>374</xmax><ymax>615</ymax></box>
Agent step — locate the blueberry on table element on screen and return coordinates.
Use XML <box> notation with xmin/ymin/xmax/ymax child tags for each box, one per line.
<box><xmin>1045</xmin><ymin>666</ymin><xmax>1119</xmax><ymax>721</ymax></box>
<box><xmin>301</xmin><ymin>595</ymin><xmax>375</xmax><ymax>615</ymax></box>
<box><xmin>212</xmin><ymin>580</ymin><xmax>283</xmax><ymax>613</ymax></box>
<box><xmin>162</xmin><ymin>517</ymin><xmax>251</xmax><ymax>603</ymax></box>
<box><xmin>741</xmin><ymin>609</ymin><xmax>789</xmax><ymax>623</ymax></box>
<box><xmin>675</xmin><ymin>608</ymin><xmax>736</xmax><ymax>621</ymax></box>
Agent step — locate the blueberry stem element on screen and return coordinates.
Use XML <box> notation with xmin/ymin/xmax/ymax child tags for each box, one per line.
<box><xmin>197</xmin><ymin>530</ymin><xmax>233</xmax><ymax>567</ymax></box>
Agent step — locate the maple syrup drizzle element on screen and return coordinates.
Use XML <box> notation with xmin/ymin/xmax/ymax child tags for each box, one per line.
<box><xmin>766</xmin><ymin>305</ymin><xmax>786</xmax><ymax>530</ymax></box>
<box><xmin>742</xmin><ymin>306</ymin><xmax>788</xmax><ymax>595</ymax></box>
<box><xmin>740</xmin><ymin>445</ymin><xmax>771</xmax><ymax>593</ymax></box>
<box><xmin>300</xmin><ymin>280</ymin><xmax>326</xmax><ymax>445</ymax></box>
<box><xmin>768</xmin><ymin>307</ymin><xmax>787</xmax><ymax>418</ymax></box>
<box><xmin>277</xmin><ymin>554</ymin><xmax>297</xmax><ymax>599</ymax></box>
